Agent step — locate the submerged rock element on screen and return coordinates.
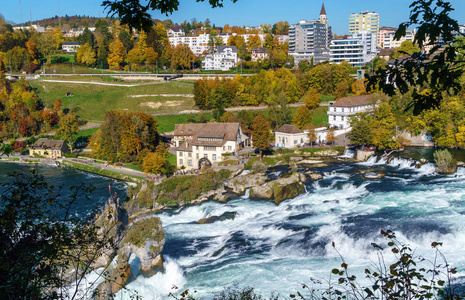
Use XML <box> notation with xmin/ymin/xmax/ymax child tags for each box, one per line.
<box><xmin>364</xmin><ymin>172</ymin><xmax>385</xmax><ymax>179</ymax></box>
<box><xmin>273</xmin><ymin>181</ymin><xmax>305</xmax><ymax>205</ymax></box>
<box><xmin>197</xmin><ymin>211</ymin><xmax>237</xmax><ymax>224</ymax></box>
<box><xmin>250</xmin><ymin>172</ymin><xmax>306</xmax><ymax>205</ymax></box>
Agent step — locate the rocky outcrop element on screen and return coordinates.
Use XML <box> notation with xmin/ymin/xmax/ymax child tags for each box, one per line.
<box><xmin>226</xmin><ymin>173</ymin><xmax>268</xmax><ymax>194</ymax></box>
<box><xmin>305</xmin><ymin>171</ymin><xmax>323</xmax><ymax>180</ymax></box>
<box><xmin>93</xmin><ymin>200</ymin><xmax>165</xmax><ymax>296</ymax></box>
<box><xmin>250</xmin><ymin>172</ymin><xmax>306</xmax><ymax>205</ymax></box>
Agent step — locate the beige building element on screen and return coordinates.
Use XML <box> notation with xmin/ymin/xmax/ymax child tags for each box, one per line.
<box><xmin>328</xmin><ymin>95</ymin><xmax>377</xmax><ymax>130</ymax></box>
<box><xmin>275</xmin><ymin>125</ymin><xmax>308</xmax><ymax>149</ymax></box>
<box><xmin>175</xmin><ymin>123</ymin><xmax>249</xmax><ymax>170</ymax></box>
<box><xmin>349</xmin><ymin>11</ymin><xmax>379</xmax><ymax>44</ymax></box>
<box><xmin>29</xmin><ymin>138</ymin><xmax>69</xmax><ymax>158</ymax></box>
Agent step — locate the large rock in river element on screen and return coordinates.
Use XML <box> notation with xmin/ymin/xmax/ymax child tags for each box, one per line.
<box><xmin>251</xmin><ymin>172</ymin><xmax>306</xmax><ymax>205</ymax></box>
<box><xmin>226</xmin><ymin>173</ymin><xmax>268</xmax><ymax>194</ymax></box>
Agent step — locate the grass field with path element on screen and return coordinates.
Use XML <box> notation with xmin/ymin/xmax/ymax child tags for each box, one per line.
<box><xmin>30</xmin><ymin>78</ymin><xmax>195</xmax><ymax>122</ymax></box>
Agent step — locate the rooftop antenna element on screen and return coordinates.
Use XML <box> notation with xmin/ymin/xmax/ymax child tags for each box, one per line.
<box><xmin>19</xmin><ymin>0</ymin><xmax>23</xmax><ymax>25</ymax></box>
<box><xmin>29</xmin><ymin>8</ymin><xmax>32</xmax><ymax>25</ymax></box>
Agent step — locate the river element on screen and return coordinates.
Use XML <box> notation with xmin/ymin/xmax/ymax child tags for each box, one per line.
<box><xmin>120</xmin><ymin>152</ymin><xmax>465</xmax><ymax>299</ymax></box>
<box><xmin>0</xmin><ymin>161</ymin><xmax>128</xmax><ymax>218</ymax></box>
<box><xmin>2</xmin><ymin>153</ymin><xmax>465</xmax><ymax>299</ymax></box>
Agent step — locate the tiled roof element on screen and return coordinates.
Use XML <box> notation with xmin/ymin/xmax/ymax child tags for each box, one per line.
<box><xmin>379</xmin><ymin>48</ymin><xmax>395</xmax><ymax>57</ymax></box>
<box><xmin>175</xmin><ymin>122</ymin><xmax>241</xmax><ymax>149</ymax></box>
<box><xmin>276</xmin><ymin>124</ymin><xmax>304</xmax><ymax>134</ymax></box>
<box><xmin>217</xmin><ymin>46</ymin><xmax>237</xmax><ymax>53</ymax></box>
<box><xmin>332</xmin><ymin>95</ymin><xmax>376</xmax><ymax>107</ymax></box>
<box><xmin>31</xmin><ymin>138</ymin><xmax>66</xmax><ymax>150</ymax></box>
<box><xmin>173</xmin><ymin>123</ymin><xmax>206</xmax><ymax>136</ymax></box>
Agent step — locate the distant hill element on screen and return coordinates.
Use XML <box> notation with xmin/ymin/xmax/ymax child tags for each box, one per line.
<box><xmin>21</xmin><ymin>15</ymin><xmax>110</xmax><ymax>29</ymax></box>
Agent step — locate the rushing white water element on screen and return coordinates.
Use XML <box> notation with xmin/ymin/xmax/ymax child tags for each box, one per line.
<box><xmin>117</xmin><ymin>160</ymin><xmax>465</xmax><ymax>299</ymax></box>
<box><xmin>338</xmin><ymin>149</ymin><xmax>355</xmax><ymax>159</ymax></box>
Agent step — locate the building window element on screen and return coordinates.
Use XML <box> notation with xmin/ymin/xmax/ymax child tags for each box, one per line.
<box><xmin>188</xmin><ymin>152</ymin><xmax>192</xmax><ymax>157</ymax></box>
<box><xmin>179</xmin><ymin>152</ymin><xmax>183</xmax><ymax>157</ymax></box>
<box><xmin>213</xmin><ymin>154</ymin><xmax>217</xmax><ymax>160</ymax></box>
<box><xmin>204</xmin><ymin>146</ymin><xmax>216</xmax><ymax>151</ymax></box>
<box><xmin>196</xmin><ymin>153</ymin><xmax>199</xmax><ymax>159</ymax></box>
<box><xmin>294</xmin><ymin>140</ymin><xmax>297</xmax><ymax>144</ymax></box>
<box><xmin>228</xmin><ymin>145</ymin><xmax>232</xmax><ymax>151</ymax></box>
<box><xmin>333</xmin><ymin>108</ymin><xmax>336</xmax><ymax>112</ymax></box>
<box><xmin>188</xmin><ymin>160</ymin><xmax>192</xmax><ymax>166</ymax></box>
<box><xmin>180</xmin><ymin>159</ymin><xmax>183</xmax><ymax>165</ymax></box>
<box><xmin>342</xmin><ymin>108</ymin><xmax>345</xmax><ymax>112</ymax></box>
<box><xmin>341</xmin><ymin>116</ymin><xmax>344</xmax><ymax>121</ymax></box>
<box><xmin>204</xmin><ymin>154</ymin><xmax>208</xmax><ymax>159</ymax></box>
<box><xmin>333</xmin><ymin>116</ymin><xmax>336</xmax><ymax>121</ymax></box>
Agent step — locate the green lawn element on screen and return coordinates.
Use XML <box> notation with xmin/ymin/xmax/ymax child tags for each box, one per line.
<box><xmin>30</xmin><ymin>78</ymin><xmax>195</xmax><ymax>122</ymax></box>
<box><xmin>168</xmin><ymin>154</ymin><xmax>177</xmax><ymax>167</ymax></box>
<box><xmin>312</xmin><ymin>106</ymin><xmax>328</xmax><ymax>127</ymax></box>
<box><xmin>155</xmin><ymin>113</ymin><xmax>212</xmax><ymax>133</ymax></box>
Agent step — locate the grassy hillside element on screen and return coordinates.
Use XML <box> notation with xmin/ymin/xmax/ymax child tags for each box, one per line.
<box><xmin>30</xmin><ymin>78</ymin><xmax>195</xmax><ymax>122</ymax></box>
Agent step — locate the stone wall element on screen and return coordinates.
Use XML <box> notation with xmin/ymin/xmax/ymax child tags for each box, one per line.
<box><xmin>356</xmin><ymin>149</ymin><xmax>375</xmax><ymax>161</ymax></box>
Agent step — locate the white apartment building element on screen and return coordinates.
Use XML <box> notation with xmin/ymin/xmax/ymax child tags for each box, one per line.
<box><xmin>382</xmin><ymin>29</ymin><xmax>416</xmax><ymax>49</ymax></box>
<box><xmin>175</xmin><ymin>123</ymin><xmax>250</xmax><ymax>170</ymax></box>
<box><xmin>289</xmin><ymin>4</ymin><xmax>332</xmax><ymax>65</ymax></box>
<box><xmin>330</xmin><ymin>31</ymin><xmax>377</xmax><ymax>67</ymax></box>
<box><xmin>168</xmin><ymin>33</ymin><xmax>210</xmax><ymax>56</ymax></box>
<box><xmin>251</xmin><ymin>47</ymin><xmax>268</xmax><ymax>61</ymax></box>
<box><xmin>13</xmin><ymin>24</ymin><xmax>45</xmax><ymax>33</ymax></box>
<box><xmin>328</xmin><ymin>95</ymin><xmax>376</xmax><ymax>129</ymax></box>
<box><xmin>202</xmin><ymin>46</ymin><xmax>238</xmax><ymax>71</ymax></box>
<box><xmin>349</xmin><ymin>11</ymin><xmax>379</xmax><ymax>44</ymax></box>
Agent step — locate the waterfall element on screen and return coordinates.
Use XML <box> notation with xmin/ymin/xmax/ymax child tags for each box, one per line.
<box><xmin>338</xmin><ymin>150</ymin><xmax>355</xmax><ymax>159</ymax></box>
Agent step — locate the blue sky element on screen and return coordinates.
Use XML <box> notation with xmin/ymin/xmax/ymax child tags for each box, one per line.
<box><xmin>2</xmin><ymin>0</ymin><xmax>465</xmax><ymax>34</ymax></box>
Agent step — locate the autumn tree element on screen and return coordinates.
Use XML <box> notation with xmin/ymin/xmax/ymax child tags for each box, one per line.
<box><xmin>76</xmin><ymin>43</ymin><xmax>96</xmax><ymax>66</ymax></box>
<box><xmin>303</xmin><ymin>88</ymin><xmax>321</xmax><ymax>109</ymax></box>
<box><xmin>326</xmin><ymin>126</ymin><xmax>336</xmax><ymax>145</ymax></box>
<box><xmin>292</xmin><ymin>105</ymin><xmax>312</xmax><ymax>130</ymax></box>
<box><xmin>307</xmin><ymin>123</ymin><xmax>317</xmax><ymax>147</ymax></box>
<box><xmin>169</xmin><ymin>44</ymin><xmax>196</xmax><ymax>70</ymax></box>
<box><xmin>142</xmin><ymin>144</ymin><xmax>172</xmax><ymax>174</ymax></box>
<box><xmin>127</xmin><ymin>46</ymin><xmax>144</xmax><ymax>68</ymax></box>
<box><xmin>335</xmin><ymin>80</ymin><xmax>349</xmax><ymax>99</ymax></box>
<box><xmin>352</xmin><ymin>79</ymin><xmax>367</xmax><ymax>96</ymax></box>
<box><xmin>56</xmin><ymin>112</ymin><xmax>80</xmax><ymax>151</ymax></box>
<box><xmin>107</xmin><ymin>38</ymin><xmax>126</xmax><ymax>70</ymax></box>
<box><xmin>252</xmin><ymin>115</ymin><xmax>271</xmax><ymax>158</ymax></box>
<box><xmin>247</xmin><ymin>34</ymin><xmax>262</xmax><ymax>51</ymax></box>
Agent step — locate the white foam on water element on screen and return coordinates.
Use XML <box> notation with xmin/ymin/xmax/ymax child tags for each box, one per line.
<box><xmin>119</xmin><ymin>258</ymin><xmax>186</xmax><ymax>300</ymax></box>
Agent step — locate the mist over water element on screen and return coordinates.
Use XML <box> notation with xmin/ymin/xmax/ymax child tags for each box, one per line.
<box><xmin>124</xmin><ymin>157</ymin><xmax>465</xmax><ymax>299</ymax></box>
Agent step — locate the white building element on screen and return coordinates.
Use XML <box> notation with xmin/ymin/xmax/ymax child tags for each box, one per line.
<box><xmin>13</xmin><ymin>24</ymin><xmax>45</xmax><ymax>33</ymax></box>
<box><xmin>349</xmin><ymin>11</ymin><xmax>380</xmax><ymax>45</ymax></box>
<box><xmin>328</xmin><ymin>95</ymin><xmax>376</xmax><ymax>129</ymax></box>
<box><xmin>169</xmin><ymin>33</ymin><xmax>210</xmax><ymax>56</ymax></box>
<box><xmin>289</xmin><ymin>4</ymin><xmax>332</xmax><ymax>65</ymax></box>
<box><xmin>330</xmin><ymin>31</ymin><xmax>377</xmax><ymax>67</ymax></box>
<box><xmin>275</xmin><ymin>125</ymin><xmax>308</xmax><ymax>149</ymax></box>
<box><xmin>62</xmin><ymin>42</ymin><xmax>80</xmax><ymax>52</ymax></box>
<box><xmin>175</xmin><ymin>123</ymin><xmax>250</xmax><ymax>170</ymax></box>
<box><xmin>167</xmin><ymin>28</ymin><xmax>185</xmax><ymax>37</ymax></box>
<box><xmin>251</xmin><ymin>47</ymin><xmax>268</xmax><ymax>62</ymax></box>
<box><xmin>202</xmin><ymin>46</ymin><xmax>238</xmax><ymax>71</ymax></box>
<box><xmin>382</xmin><ymin>29</ymin><xmax>416</xmax><ymax>49</ymax></box>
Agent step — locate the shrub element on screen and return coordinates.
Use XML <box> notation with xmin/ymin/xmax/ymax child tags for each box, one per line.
<box><xmin>434</xmin><ymin>149</ymin><xmax>456</xmax><ymax>174</ymax></box>
<box><xmin>252</xmin><ymin>161</ymin><xmax>267</xmax><ymax>174</ymax></box>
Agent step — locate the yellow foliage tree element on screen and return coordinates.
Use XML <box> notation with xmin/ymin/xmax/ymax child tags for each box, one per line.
<box><xmin>303</xmin><ymin>88</ymin><xmax>321</xmax><ymax>109</ymax></box>
<box><xmin>292</xmin><ymin>105</ymin><xmax>312</xmax><ymax>129</ymax></box>
<box><xmin>144</xmin><ymin>47</ymin><xmax>158</xmax><ymax>64</ymax></box>
<box><xmin>352</xmin><ymin>79</ymin><xmax>367</xmax><ymax>96</ymax></box>
<box><xmin>76</xmin><ymin>43</ymin><xmax>96</xmax><ymax>66</ymax></box>
<box><xmin>107</xmin><ymin>39</ymin><xmax>126</xmax><ymax>70</ymax></box>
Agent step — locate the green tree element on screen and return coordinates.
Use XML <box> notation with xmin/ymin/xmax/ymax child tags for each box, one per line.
<box><xmin>390</xmin><ymin>40</ymin><xmax>421</xmax><ymax>59</ymax></box>
<box><xmin>372</xmin><ymin>102</ymin><xmax>400</xmax><ymax>150</ymax></box>
<box><xmin>349</xmin><ymin>113</ymin><xmax>374</xmax><ymax>147</ymax></box>
<box><xmin>327</xmin><ymin>126</ymin><xmax>335</xmax><ymax>145</ymax></box>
